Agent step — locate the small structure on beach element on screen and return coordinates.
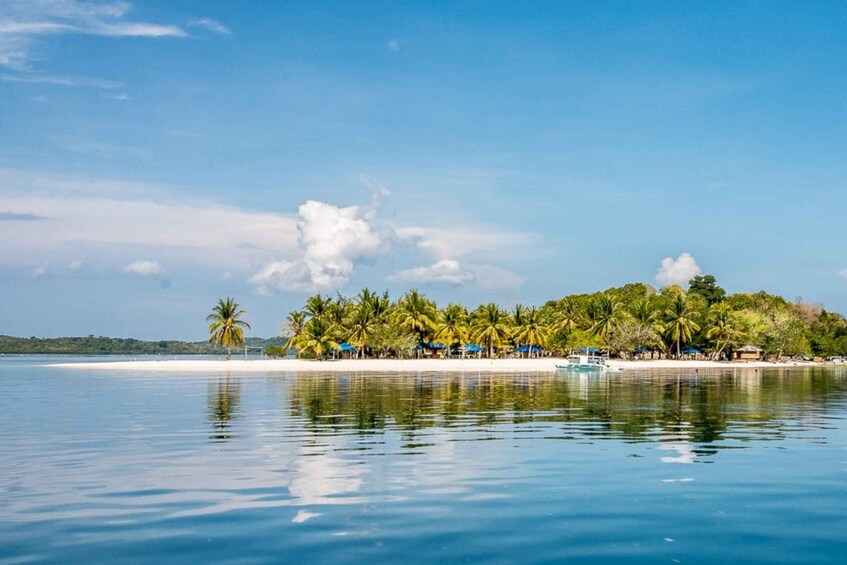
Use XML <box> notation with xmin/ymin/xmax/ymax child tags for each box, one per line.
<box><xmin>734</xmin><ymin>345</ymin><xmax>764</xmax><ymax>361</ymax></box>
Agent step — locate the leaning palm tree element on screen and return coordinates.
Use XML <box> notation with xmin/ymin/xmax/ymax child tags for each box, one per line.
<box><xmin>207</xmin><ymin>297</ymin><xmax>251</xmax><ymax>360</ymax></box>
<box><xmin>471</xmin><ymin>303</ymin><xmax>511</xmax><ymax>358</ymax></box>
<box><xmin>299</xmin><ymin>318</ymin><xmax>339</xmax><ymax>361</ymax></box>
<box><xmin>514</xmin><ymin>306</ymin><xmax>549</xmax><ymax>358</ymax></box>
<box><xmin>706</xmin><ymin>304</ymin><xmax>740</xmax><ymax>360</ymax></box>
<box><xmin>283</xmin><ymin>310</ymin><xmax>306</xmax><ymax>357</ymax></box>
<box><xmin>434</xmin><ymin>303</ymin><xmax>469</xmax><ymax>358</ymax></box>
<box><xmin>664</xmin><ymin>294</ymin><xmax>701</xmax><ymax>358</ymax></box>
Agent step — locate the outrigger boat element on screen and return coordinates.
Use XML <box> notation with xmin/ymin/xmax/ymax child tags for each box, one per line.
<box><xmin>555</xmin><ymin>353</ymin><xmax>622</xmax><ymax>372</ymax></box>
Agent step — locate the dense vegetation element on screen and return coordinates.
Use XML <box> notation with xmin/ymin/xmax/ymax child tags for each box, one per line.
<box><xmin>0</xmin><ymin>335</ymin><xmax>285</xmax><ymax>355</ymax></box>
<box><xmin>283</xmin><ymin>275</ymin><xmax>847</xmax><ymax>360</ymax></box>
<box><xmin>0</xmin><ymin>335</ymin><xmax>212</xmax><ymax>355</ymax></box>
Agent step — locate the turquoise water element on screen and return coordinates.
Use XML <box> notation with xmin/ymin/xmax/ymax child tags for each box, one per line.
<box><xmin>2</xmin><ymin>357</ymin><xmax>847</xmax><ymax>564</ymax></box>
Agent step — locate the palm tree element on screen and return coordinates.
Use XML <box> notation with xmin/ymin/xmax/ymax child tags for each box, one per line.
<box><xmin>664</xmin><ymin>294</ymin><xmax>701</xmax><ymax>358</ymax></box>
<box><xmin>207</xmin><ymin>297</ymin><xmax>251</xmax><ymax>360</ymax></box>
<box><xmin>588</xmin><ymin>296</ymin><xmax>628</xmax><ymax>356</ymax></box>
<box><xmin>347</xmin><ymin>302</ymin><xmax>377</xmax><ymax>358</ymax></box>
<box><xmin>434</xmin><ymin>303</ymin><xmax>469</xmax><ymax>358</ymax></box>
<box><xmin>303</xmin><ymin>294</ymin><xmax>331</xmax><ymax>321</ymax></box>
<box><xmin>283</xmin><ymin>310</ymin><xmax>306</xmax><ymax>357</ymax></box>
<box><xmin>299</xmin><ymin>318</ymin><xmax>339</xmax><ymax>361</ymax></box>
<box><xmin>554</xmin><ymin>298</ymin><xmax>582</xmax><ymax>333</ymax></box>
<box><xmin>471</xmin><ymin>303</ymin><xmax>511</xmax><ymax>358</ymax></box>
<box><xmin>514</xmin><ymin>306</ymin><xmax>549</xmax><ymax>358</ymax></box>
<box><xmin>392</xmin><ymin>289</ymin><xmax>437</xmax><ymax>350</ymax></box>
<box><xmin>706</xmin><ymin>304</ymin><xmax>740</xmax><ymax>360</ymax></box>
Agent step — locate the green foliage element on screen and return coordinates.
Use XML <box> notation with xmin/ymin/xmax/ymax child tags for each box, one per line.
<box><xmin>0</xmin><ymin>335</ymin><xmax>213</xmax><ymax>355</ymax></box>
<box><xmin>688</xmin><ymin>274</ymin><xmax>727</xmax><ymax>306</ymax></box>
<box><xmin>207</xmin><ymin>297</ymin><xmax>251</xmax><ymax>359</ymax></box>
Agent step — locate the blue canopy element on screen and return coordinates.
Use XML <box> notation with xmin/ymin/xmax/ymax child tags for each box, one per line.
<box><xmin>464</xmin><ymin>344</ymin><xmax>484</xmax><ymax>353</ymax></box>
<box><xmin>515</xmin><ymin>345</ymin><xmax>543</xmax><ymax>353</ymax></box>
<box><xmin>681</xmin><ymin>347</ymin><xmax>701</xmax><ymax>355</ymax></box>
<box><xmin>337</xmin><ymin>342</ymin><xmax>357</xmax><ymax>352</ymax></box>
<box><xmin>415</xmin><ymin>342</ymin><xmax>447</xmax><ymax>350</ymax></box>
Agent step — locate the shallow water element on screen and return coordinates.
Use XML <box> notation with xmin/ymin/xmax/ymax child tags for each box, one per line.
<box><xmin>1</xmin><ymin>357</ymin><xmax>847</xmax><ymax>564</ymax></box>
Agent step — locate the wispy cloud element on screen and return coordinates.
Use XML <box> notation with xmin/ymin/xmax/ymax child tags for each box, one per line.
<box><xmin>0</xmin><ymin>210</ymin><xmax>44</xmax><ymax>220</ymax></box>
<box><xmin>123</xmin><ymin>260</ymin><xmax>162</xmax><ymax>276</ymax></box>
<box><xmin>1</xmin><ymin>72</ymin><xmax>123</xmax><ymax>89</ymax></box>
<box><xmin>0</xmin><ymin>0</ymin><xmax>220</xmax><ymax>70</ymax></box>
<box><xmin>188</xmin><ymin>18</ymin><xmax>230</xmax><ymax>36</ymax></box>
<box><xmin>388</xmin><ymin>259</ymin><xmax>475</xmax><ymax>286</ymax></box>
<box><xmin>387</xmin><ymin>39</ymin><xmax>400</xmax><ymax>52</ymax></box>
<box><xmin>838</xmin><ymin>268</ymin><xmax>847</xmax><ymax>280</ymax></box>
<box><xmin>656</xmin><ymin>253</ymin><xmax>701</xmax><ymax>287</ymax></box>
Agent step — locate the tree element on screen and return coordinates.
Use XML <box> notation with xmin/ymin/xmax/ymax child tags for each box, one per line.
<box><xmin>207</xmin><ymin>297</ymin><xmax>251</xmax><ymax>360</ymax></box>
<box><xmin>705</xmin><ymin>304</ymin><xmax>742</xmax><ymax>360</ymax></box>
<box><xmin>513</xmin><ymin>306</ymin><xmax>549</xmax><ymax>358</ymax></box>
<box><xmin>688</xmin><ymin>274</ymin><xmax>727</xmax><ymax>306</ymax></box>
<box><xmin>588</xmin><ymin>296</ymin><xmax>629</xmax><ymax>356</ymax></box>
<box><xmin>471</xmin><ymin>303</ymin><xmax>511</xmax><ymax>358</ymax></box>
<box><xmin>299</xmin><ymin>318</ymin><xmax>339</xmax><ymax>361</ymax></box>
<box><xmin>303</xmin><ymin>294</ymin><xmax>332</xmax><ymax>321</ymax></box>
<box><xmin>553</xmin><ymin>298</ymin><xmax>582</xmax><ymax>334</ymax></box>
<box><xmin>663</xmin><ymin>294</ymin><xmax>700</xmax><ymax>358</ymax></box>
<box><xmin>434</xmin><ymin>303</ymin><xmax>469</xmax><ymax>358</ymax></box>
<box><xmin>347</xmin><ymin>302</ymin><xmax>377</xmax><ymax>358</ymax></box>
<box><xmin>392</xmin><ymin>289</ymin><xmax>437</xmax><ymax>348</ymax></box>
<box><xmin>282</xmin><ymin>310</ymin><xmax>306</xmax><ymax>357</ymax></box>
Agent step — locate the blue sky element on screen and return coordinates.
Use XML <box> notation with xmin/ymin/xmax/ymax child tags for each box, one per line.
<box><xmin>1</xmin><ymin>1</ymin><xmax>846</xmax><ymax>339</ymax></box>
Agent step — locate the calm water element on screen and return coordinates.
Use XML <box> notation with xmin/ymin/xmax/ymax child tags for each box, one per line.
<box><xmin>2</xmin><ymin>357</ymin><xmax>847</xmax><ymax>564</ymax></box>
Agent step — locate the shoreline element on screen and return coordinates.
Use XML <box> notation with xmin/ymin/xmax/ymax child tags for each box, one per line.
<box><xmin>49</xmin><ymin>358</ymin><xmax>834</xmax><ymax>373</ymax></box>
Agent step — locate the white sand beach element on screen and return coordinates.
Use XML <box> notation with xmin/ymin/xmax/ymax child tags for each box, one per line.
<box><xmin>50</xmin><ymin>357</ymin><xmax>819</xmax><ymax>373</ymax></box>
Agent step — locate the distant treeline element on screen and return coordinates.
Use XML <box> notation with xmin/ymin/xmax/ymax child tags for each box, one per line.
<box><xmin>0</xmin><ymin>335</ymin><xmax>286</xmax><ymax>355</ymax></box>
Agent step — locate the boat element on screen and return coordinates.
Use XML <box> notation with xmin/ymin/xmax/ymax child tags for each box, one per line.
<box><xmin>555</xmin><ymin>354</ymin><xmax>620</xmax><ymax>372</ymax></box>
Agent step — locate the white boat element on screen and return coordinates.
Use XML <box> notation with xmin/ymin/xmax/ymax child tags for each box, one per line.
<box><xmin>556</xmin><ymin>354</ymin><xmax>620</xmax><ymax>372</ymax></box>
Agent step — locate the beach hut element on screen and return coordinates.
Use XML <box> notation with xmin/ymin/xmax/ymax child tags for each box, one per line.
<box><xmin>734</xmin><ymin>345</ymin><xmax>763</xmax><ymax>361</ymax></box>
<box><xmin>462</xmin><ymin>344</ymin><xmax>484</xmax><ymax>359</ymax></box>
<box><xmin>335</xmin><ymin>342</ymin><xmax>358</xmax><ymax>359</ymax></box>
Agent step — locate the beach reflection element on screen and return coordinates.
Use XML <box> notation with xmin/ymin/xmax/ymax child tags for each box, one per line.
<box><xmin>208</xmin><ymin>377</ymin><xmax>241</xmax><ymax>442</ymax></box>
<box><xmin>288</xmin><ymin>367</ymin><xmax>847</xmax><ymax>460</ymax></box>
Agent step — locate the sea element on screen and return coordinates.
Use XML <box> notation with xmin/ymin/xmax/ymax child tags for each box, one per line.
<box><xmin>1</xmin><ymin>355</ymin><xmax>846</xmax><ymax>564</ymax></box>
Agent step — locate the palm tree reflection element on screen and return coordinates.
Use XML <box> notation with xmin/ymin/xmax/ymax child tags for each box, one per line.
<box><xmin>208</xmin><ymin>377</ymin><xmax>241</xmax><ymax>442</ymax></box>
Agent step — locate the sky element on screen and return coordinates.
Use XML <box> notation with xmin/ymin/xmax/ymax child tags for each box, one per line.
<box><xmin>1</xmin><ymin>0</ymin><xmax>846</xmax><ymax>340</ymax></box>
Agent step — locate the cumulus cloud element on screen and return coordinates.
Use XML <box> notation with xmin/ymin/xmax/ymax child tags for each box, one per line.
<box><xmin>388</xmin><ymin>259</ymin><xmax>475</xmax><ymax>286</ymax></box>
<box><xmin>67</xmin><ymin>259</ymin><xmax>83</xmax><ymax>271</ymax></box>
<box><xmin>656</xmin><ymin>253</ymin><xmax>701</xmax><ymax>287</ymax></box>
<box><xmin>123</xmin><ymin>260</ymin><xmax>162</xmax><ymax>276</ymax></box>
<box><xmin>250</xmin><ymin>200</ymin><xmax>386</xmax><ymax>294</ymax></box>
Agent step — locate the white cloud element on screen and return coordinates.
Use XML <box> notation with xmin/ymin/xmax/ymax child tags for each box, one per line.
<box><xmin>396</xmin><ymin>225</ymin><xmax>538</xmax><ymax>260</ymax></box>
<box><xmin>387</xmin><ymin>39</ymin><xmax>400</xmax><ymax>52</ymax></box>
<box><xmin>250</xmin><ymin>200</ymin><xmax>386</xmax><ymax>294</ymax></box>
<box><xmin>67</xmin><ymin>259</ymin><xmax>83</xmax><ymax>271</ymax></box>
<box><xmin>388</xmin><ymin>259</ymin><xmax>475</xmax><ymax>286</ymax></box>
<box><xmin>467</xmin><ymin>263</ymin><xmax>526</xmax><ymax>291</ymax></box>
<box><xmin>123</xmin><ymin>260</ymin><xmax>162</xmax><ymax>276</ymax></box>
<box><xmin>656</xmin><ymin>253</ymin><xmax>701</xmax><ymax>287</ymax></box>
<box><xmin>0</xmin><ymin>0</ymin><xmax>200</xmax><ymax>69</ymax></box>
<box><xmin>188</xmin><ymin>18</ymin><xmax>230</xmax><ymax>35</ymax></box>
<box><xmin>32</xmin><ymin>262</ymin><xmax>48</xmax><ymax>277</ymax></box>
<box><xmin>1</xmin><ymin>73</ymin><xmax>123</xmax><ymax>89</ymax></box>
<box><xmin>838</xmin><ymin>268</ymin><xmax>847</xmax><ymax>279</ymax></box>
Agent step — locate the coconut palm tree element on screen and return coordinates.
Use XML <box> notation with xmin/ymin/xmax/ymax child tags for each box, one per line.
<box><xmin>471</xmin><ymin>303</ymin><xmax>511</xmax><ymax>358</ymax></box>
<box><xmin>554</xmin><ymin>298</ymin><xmax>582</xmax><ymax>333</ymax></box>
<box><xmin>207</xmin><ymin>297</ymin><xmax>251</xmax><ymax>360</ymax></box>
<box><xmin>303</xmin><ymin>294</ymin><xmax>331</xmax><ymax>321</ymax></box>
<box><xmin>392</xmin><ymin>289</ymin><xmax>437</xmax><ymax>349</ymax></box>
<box><xmin>283</xmin><ymin>310</ymin><xmax>306</xmax><ymax>357</ymax></box>
<box><xmin>664</xmin><ymin>294</ymin><xmax>701</xmax><ymax>358</ymax></box>
<box><xmin>347</xmin><ymin>301</ymin><xmax>377</xmax><ymax>358</ymax></box>
<box><xmin>514</xmin><ymin>306</ymin><xmax>549</xmax><ymax>358</ymax></box>
<box><xmin>588</xmin><ymin>296</ymin><xmax>628</xmax><ymax>355</ymax></box>
<box><xmin>434</xmin><ymin>303</ymin><xmax>469</xmax><ymax>358</ymax></box>
<box><xmin>706</xmin><ymin>304</ymin><xmax>740</xmax><ymax>360</ymax></box>
<box><xmin>299</xmin><ymin>318</ymin><xmax>339</xmax><ymax>361</ymax></box>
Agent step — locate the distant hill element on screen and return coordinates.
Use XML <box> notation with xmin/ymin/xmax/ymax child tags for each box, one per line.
<box><xmin>0</xmin><ymin>335</ymin><xmax>288</xmax><ymax>355</ymax></box>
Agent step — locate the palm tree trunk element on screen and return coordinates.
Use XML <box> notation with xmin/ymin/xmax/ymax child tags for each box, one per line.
<box><xmin>226</xmin><ymin>347</ymin><xmax>232</xmax><ymax>360</ymax></box>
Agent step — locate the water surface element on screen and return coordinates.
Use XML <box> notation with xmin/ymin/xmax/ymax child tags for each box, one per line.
<box><xmin>1</xmin><ymin>357</ymin><xmax>846</xmax><ymax>563</ymax></box>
